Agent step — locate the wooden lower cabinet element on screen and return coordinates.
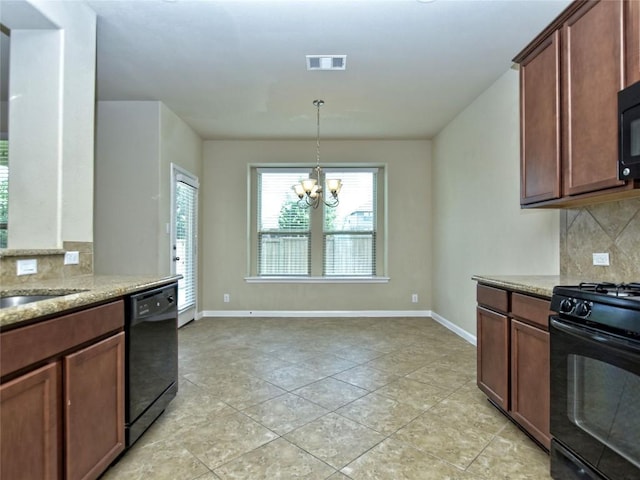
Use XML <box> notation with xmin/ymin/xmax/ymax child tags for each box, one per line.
<box><xmin>476</xmin><ymin>284</ymin><xmax>551</xmax><ymax>450</ymax></box>
<box><xmin>511</xmin><ymin>319</ymin><xmax>551</xmax><ymax>449</ymax></box>
<box><xmin>0</xmin><ymin>363</ymin><xmax>61</xmax><ymax>480</ymax></box>
<box><xmin>477</xmin><ymin>306</ymin><xmax>509</xmax><ymax>410</ymax></box>
<box><xmin>65</xmin><ymin>332</ymin><xmax>125</xmax><ymax>480</ymax></box>
<box><xmin>0</xmin><ymin>300</ymin><xmax>125</xmax><ymax>480</ymax></box>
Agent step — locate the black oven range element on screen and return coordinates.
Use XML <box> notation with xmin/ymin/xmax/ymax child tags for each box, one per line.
<box><xmin>549</xmin><ymin>283</ymin><xmax>640</xmax><ymax>480</ymax></box>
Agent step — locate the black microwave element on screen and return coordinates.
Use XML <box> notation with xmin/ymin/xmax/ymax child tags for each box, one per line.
<box><xmin>619</xmin><ymin>80</ymin><xmax>640</xmax><ymax>180</ymax></box>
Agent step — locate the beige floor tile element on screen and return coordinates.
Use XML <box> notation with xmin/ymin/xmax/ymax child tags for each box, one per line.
<box><xmin>293</xmin><ymin>377</ymin><xmax>369</xmax><ymax>410</ymax></box>
<box><xmin>335</xmin><ymin>392</ymin><xmax>423</xmax><ymax>435</ymax></box>
<box><xmin>285</xmin><ymin>412</ymin><xmax>385</xmax><ymax>469</ymax></box>
<box><xmin>333</xmin><ymin>364</ymin><xmax>400</xmax><ymax>391</ymax></box>
<box><xmin>259</xmin><ymin>364</ymin><xmax>328</xmax><ymax>390</ymax></box>
<box><xmin>105</xmin><ymin>318</ymin><xmax>550</xmax><ymax>480</ymax></box>
<box><xmin>393</xmin><ymin>412</ymin><xmax>495</xmax><ymax>469</ymax></box>
<box><xmin>496</xmin><ymin>422</ymin><xmax>548</xmax><ymax>451</ymax></box>
<box><xmin>466</xmin><ymin>435</ymin><xmax>552</xmax><ymax>480</ymax></box>
<box><xmin>341</xmin><ymin>437</ymin><xmax>481</xmax><ymax>480</ymax></box>
<box><xmin>185</xmin><ymin>372</ymin><xmax>287</xmax><ymax>409</ymax></box>
<box><xmin>331</xmin><ymin>345</ymin><xmax>384</xmax><ymax>363</ymax></box>
<box><xmin>327</xmin><ymin>473</ymin><xmax>352</xmax><ymax>479</ymax></box>
<box><xmin>214</xmin><ymin>438</ymin><xmax>336</xmax><ymax>479</ymax></box>
<box><xmin>243</xmin><ymin>392</ymin><xmax>329</xmax><ymax>435</ymax></box>
<box><xmin>101</xmin><ymin>438</ymin><xmax>210</xmax><ymax>480</ymax></box>
<box><xmin>179</xmin><ymin>411</ymin><xmax>279</xmax><ymax>470</ymax></box>
<box><xmin>195</xmin><ymin>473</ymin><xmax>222</xmax><ymax>480</ymax></box>
<box><xmin>365</xmin><ymin>352</ymin><xmax>432</xmax><ymax>376</ymax></box>
<box><xmin>406</xmin><ymin>364</ymin><xmax>475</xmax><ymax>392</ymax></box>
<box><xmin>426</xmin><ymin>395</ymin><xmax>509</xmax><ymax>435</ymax></box>
<box><xmin>375</xmin><ymin>377</ymin><xmax>450</xmax><ymax>411</ymax></box>
<box><xmin>297</xmin><ymin>353</ymin><xmax>359</xmax><ymax>376</ymax></box>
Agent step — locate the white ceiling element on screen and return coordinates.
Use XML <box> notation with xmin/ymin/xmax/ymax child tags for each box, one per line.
<box><xmin>23</xmin><ymin>0</ymin><xmax>574</xmax><ymax>140</ymax></box>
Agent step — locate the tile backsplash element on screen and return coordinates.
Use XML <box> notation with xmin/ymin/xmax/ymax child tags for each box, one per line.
<box><xmin>560</xmin><ymin>197</ymin><xmax>640</xmax><ymax>282</ymax></box>
<box><xmin>0</xmin><ymin>241</ymin><xmax>93</xmax><ymax>284</ymax></box>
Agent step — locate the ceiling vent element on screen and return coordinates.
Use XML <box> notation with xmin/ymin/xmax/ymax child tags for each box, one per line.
<box><xmin>306</xmin><ymin>55</ymin><xmax>347</xmax><ymax>71</ymax></box>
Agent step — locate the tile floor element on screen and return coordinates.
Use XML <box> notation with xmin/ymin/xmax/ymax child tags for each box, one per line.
<box><xmin>102</xmin><ymin>317</ymin><xmax>551</xmax><ymax>479</ymax></box>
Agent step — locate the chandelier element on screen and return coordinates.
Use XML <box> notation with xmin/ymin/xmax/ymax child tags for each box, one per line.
<box><xmin>293</xmin><ymin>99</ymin><xmax>342</xmax><ymax>209</ymax></box>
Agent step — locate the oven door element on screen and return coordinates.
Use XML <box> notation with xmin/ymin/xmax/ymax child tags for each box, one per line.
<box><xmin>550</xmin><ymin>317</ymin><xmax>640</xmax><ymax>480</ymax></box>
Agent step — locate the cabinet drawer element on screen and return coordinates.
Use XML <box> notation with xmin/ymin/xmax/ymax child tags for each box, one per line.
<box><xmin>511</xmin><ymin>293</ymin><xmax>551</xmax><ymax>330</ymax></box>
<box><xmin>1</xmin><ymin>300</ymin><xmax>124</xmax><ymax>378</ymax></box>
<box><xmin>477</xmin><ymin>285</ymin><xmax>508</xmax><ymax>313</ymax></box>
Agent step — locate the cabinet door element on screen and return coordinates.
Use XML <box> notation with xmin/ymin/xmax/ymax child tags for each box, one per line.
<box><xmin>1</xmin><ymin>362</ymin><xmax>60</xmax><ymax>480</ymax></box>
<box><xmin>511</xmin><ymin>319</ymin><xmax>550</xmax><ymax>450</ymax></box>
<box><xmin>64</xmin><ymin>332</ymin><xmax>125</xmax><ymax>480</ymax></box>
<box><xmin>477</xmin><ymin>306</ymin><xmax>509</xmax><ymax>410</ymax></box>
<box><xmin>563</xmin><ymin>0</ymin><xmax>625</xmax><ymax>196</ymax></box>
<box><xmin>520</xmin><ymin>30</ymin><xmax>562</xmax><ymax>205</ymax></box>
<box><xmin>626</xmin><ymin>0</ymin><xmax>640</xmax><ymax>87</ymax></box>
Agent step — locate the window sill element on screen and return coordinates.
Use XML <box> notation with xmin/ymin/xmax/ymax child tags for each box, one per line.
<box><xmin>245</xmin><ymin>276</ymin><xmax>390</xmax><ymax>284</ymax></box>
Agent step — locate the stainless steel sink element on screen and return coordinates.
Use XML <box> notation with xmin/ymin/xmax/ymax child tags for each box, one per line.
<box><xmin>0</xmin><ymin>295</ymin><xmax>61</xmax><ymax>309</ymax></box>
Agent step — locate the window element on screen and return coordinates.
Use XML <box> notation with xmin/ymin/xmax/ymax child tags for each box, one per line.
<box><xmin>253</xmin><ymin>167</ymin><xmax>382</xmax><ymax>278</ymax></box>
<box><xmin>257</xmin><ymin>170</ymin><xmax>311</xmax><ymax>276</ymax></box>
<box><xmin>0</xmin><ymin>140</ymin><xmax>7</xmax><ymax>248</ymax></box>
<box><xmin>323</xmin><ymin>170</ymin><xmax>376</xmax><ymax>276</ymax></box>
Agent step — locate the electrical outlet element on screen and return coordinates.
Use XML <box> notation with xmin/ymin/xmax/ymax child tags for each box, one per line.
<box><xmin>17</xmin><ymin>259</ymin><xmax>37</xmax><ymax>275</ymax></box>
<box><xmin>411</xmin><ymin>293</ymin><xmax>419</xmax><ymax>303</ymax></box>
<box><xmin>64</xmin><ymin>251</ymin><xmax>80</xmax><ymax>265</ymax></box>
<box><xmin>592</xmin><ymin>253</ymin><xmax>610</xmax><ymax>266</ymax></box>
<box><xmin>223</xmin><ymin>293</ymin><xmax>230</xmax><ymax>303</ymax></box>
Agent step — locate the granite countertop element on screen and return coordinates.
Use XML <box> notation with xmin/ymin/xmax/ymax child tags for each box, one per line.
<box><xmin>0</xmin><ymin>274</ymin><xmax>181</xmax><ymax>330</ymax></box>
<box><xmin>472</xmin><ymin>274</ymin><xmax>588</xmax><ymax>298</ymax></box>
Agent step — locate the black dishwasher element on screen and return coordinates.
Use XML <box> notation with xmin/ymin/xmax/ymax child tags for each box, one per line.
<box><xmin>125</xmin><ymin>282</ymin><xmax>178</xmax><ymax>447</ymax></box>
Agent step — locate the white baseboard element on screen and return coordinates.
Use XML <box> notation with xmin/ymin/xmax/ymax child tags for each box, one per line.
<box><xmin>201</xmin><ymin>310</ymin><xmax>432</xmax><ymax>318</ymax></box>
<box><xmin>430</xmin><ymin>311</ymin><xmax>477</xmax><ymax>346</ymax></box>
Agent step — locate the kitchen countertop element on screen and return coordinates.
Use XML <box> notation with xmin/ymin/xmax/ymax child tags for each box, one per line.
<box><xmin>0</xmin><ymin>274</ymin><xmax>181</xmax><ymax>330</ymax></box>
<box><xmin>472</xmin><ymin>274</ymin><xmax>588</xmax><ymax>298</ymax></box>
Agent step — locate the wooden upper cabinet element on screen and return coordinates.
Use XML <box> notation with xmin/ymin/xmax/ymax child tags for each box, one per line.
<box><xmin>515</xmin><ymin>0</ymin><xmax>640</xmax><ymax>208</ymax></box>
<box><xmin>520</xmin><ymin>30</ymin><xmax>562</xmax><ymax>205</ymax></box>
<box><xmin>563</xmin><ymin>0</ymin><xmax>625</xmax><ymax>196</ymax></box>
<box><xmin>626</xmin><ymin>0</ymin><xmax>640</xmax><ymax>86</ymax></box>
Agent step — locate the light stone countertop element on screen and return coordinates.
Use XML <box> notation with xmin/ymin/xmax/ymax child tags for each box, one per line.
<box><xmin>471</xmin><ymin>274</ymin><xmax>589</xmax><ymax>299</ymax></box>
<box><xmin>0</xmin><ymin>274</ymin><xmax>181</xmax><ymax>330</ymax></box>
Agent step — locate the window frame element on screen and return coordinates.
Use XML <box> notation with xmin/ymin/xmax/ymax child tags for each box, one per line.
<box><xmin>247</xmin><ymin>164</ymin><xmax>388</xmax><ymax>283</ymax></box>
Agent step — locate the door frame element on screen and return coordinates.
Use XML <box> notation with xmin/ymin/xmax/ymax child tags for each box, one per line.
<box><xmin>170</xmin><ymin>163</ymin><xmax>199</xmax><ymax>328</ymax></box>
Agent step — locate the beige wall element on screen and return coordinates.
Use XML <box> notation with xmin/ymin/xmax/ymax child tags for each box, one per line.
<box><xmin>201</xmin><ymin>140</ymin><xmax>431</xmax><ymax>312</ymax></box>
<box><xmin>5</xmin><ymin>1</ymin><xmax>96</xmax><ymax>248</ymax></box>
<box><xmin>94</xmin><ymin>101</ymin><xmax>202</xmax><ymax>276</ymax></box>
<box><xmin>431</xmin><ymin>69</ymin><xmax>559</xmax><ymax>338</ymax></box>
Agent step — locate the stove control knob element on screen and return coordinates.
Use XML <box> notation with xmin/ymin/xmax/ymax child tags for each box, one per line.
<box><xmin>575</xmin><ymin>301</ymin><xmax>591</xmax><ymax>317</ymax></box>
<box><xmin>559</xmin><ymin>299</ymin><xmax>574</xmax><ymax>313</ymax></box>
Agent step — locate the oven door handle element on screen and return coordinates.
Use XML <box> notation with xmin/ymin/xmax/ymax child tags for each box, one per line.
<box><xmin>551</xmin><ymin>317</ymin><xmax>640</xmax><ymax>356</ymax></box>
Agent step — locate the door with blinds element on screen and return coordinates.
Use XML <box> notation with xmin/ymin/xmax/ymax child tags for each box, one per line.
<box><xmin>171</xmin><ymin>165</ymin><xmax>198</xmax><ymax>328</ymax></box>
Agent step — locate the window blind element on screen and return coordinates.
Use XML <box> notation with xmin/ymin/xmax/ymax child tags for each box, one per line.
<box><xmin>175</xmin><ymin>180</ymin><xmax>197</xmax><ymax>310</ymax></box>
<box><xmin>323</xmin><ymin>170</ymin><xmax>376</xmax><ymax>276</ymax></box>
<box><xmin>0</xmin><ymin>140</ymin><xmax>7</xmax><ymax>248</ymax></box>
<box><xmin>257</xmin><ymin>170</ymin><xmax>311</xmax><ymax>275</ymax></box>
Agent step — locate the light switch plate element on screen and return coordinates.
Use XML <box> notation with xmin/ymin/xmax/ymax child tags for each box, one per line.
<box><xmin>17</xmin><ymin>259</ymin><xmax>38</xmax><ymax>275</ymax></box>
<box><xmin>592</xmin><ymin>253</ymin><xmax>610</xmax><ymax>266</ymax></box>
<box><xmin>64</xmin><ymin>251</ymin><xmax>80</xmax><ymax>265</ymax></box>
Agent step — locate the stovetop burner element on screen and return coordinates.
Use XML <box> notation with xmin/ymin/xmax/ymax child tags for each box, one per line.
<box><xmin>577</xmin><ymin>282</ymin><xmax>640</xmax><ymax>297</ymax></box>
